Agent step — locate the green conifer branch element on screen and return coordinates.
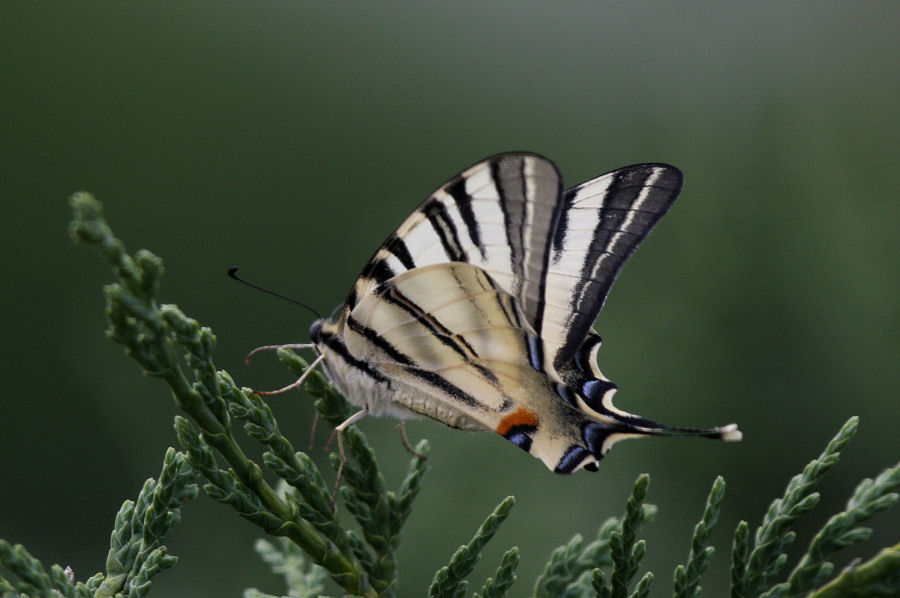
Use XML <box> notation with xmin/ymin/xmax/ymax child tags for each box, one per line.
<box><xmin>580</xmin><ymin>504</ymin><xmax>656</xmax><ymax>577</ymax></box>
<box><xmin>393</xmin><ymin>438</ymin><xmax>430</xmax><ymax>531</ymax></box>
<box><xmin>762</xmin><ymin>461</ymin><xmax>900</xmax><ymax>598</ymax></box>
<box><xmin>730</xmin><ymin>520</ymin><xmax>752</xmax><ymax>597</ymax></box>
<box><xmin>243</xmin><ymin>538</ymin><xmax>327</xmax><ymax>598</ymax></box>
<box><xmin>628</xmin><ymin>571</ymin><xmax>653</xmax><ymax>598</ymax></box>
<box><xmin>534</xmin><ymin>534</ymin><xmax>586</xmax><ymax>598</ymax></box>
<box><xmin>428</xmin><ymin>496</ymin><xmax>516</xmax><ymax>598</ymax></box>
<box><xmin>673</xmin><ymin>475</ymin><xmax>726</xmax><ymax>598</ymax></box>
<box><xmin>609</xmin><ymin>474</ymin><xmax>651</xmax><ymax>598</ymax></box>
<box><xmin>335</xmin><ymin>426</ymin><xmax>399</xmax><ymax>594</ymax></box>
<box><xmin>0</xmin><ymin>448</ymin><xmax>196</xmax><ymax>598</ymax></box>
<box><xmin>592</xmin><ymin>568</ymin><xmax>611</xmax><ymax>598</ymax></box>
<box><xmin>733</xmin><ymin>417</ymin><xmax>859</xmax><ymax>597</ymax></box>
<box><xmin>534</xmin><ymin>475</ymin><xmax>656</xmax><ymax>598</ymax></box>
<box><xmin>0</xmin><ymin>541</ymin><xmax>91</xmax><ymax>598</ymax></box>
<box><xmin>69</xmin><ymin>192</ymin><xmax>432</xmax><ymax>597</ymax></box>
<box><xmin>69</xmin><ymin>193</ymin><xmax>376</xmax><ymax>597</ymax></box>
<box><xmin>95</xmin><ymin>448</ymin><xmax>198</xmax><ymax>598</ymax></box>
<box><xmin>280</xmin><ymin>348</ymin><xmax>431</xmax><ymax>595</ymax></box>
<box><xmin>475</xmin><ymin>547</ymin><xmax>520</xmax><ymax>598</ymax></box>
<box><xmin>806</xmin><ymin>541</ymin><xmax>900</xmax><ymax>598</ymax></box>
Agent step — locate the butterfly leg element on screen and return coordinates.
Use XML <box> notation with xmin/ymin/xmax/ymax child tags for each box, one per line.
<box><xmin>308</xmin><ymin>412</ymin><xmax>321</xmax><ymax>450</ymax></box>
<box><xmin>397</xmin><ymin>422</ymin><xmax>427</xmax><ymax>460</ymax></box>
<box><xmin>331</xmin><ymin>407</ymin><xmax>369</xmax><ymax>506</ymax></box>
<box><xmin>254</xmin><ymin>353</ymin><xmax>326</xmax><ymax>396</ymax></box>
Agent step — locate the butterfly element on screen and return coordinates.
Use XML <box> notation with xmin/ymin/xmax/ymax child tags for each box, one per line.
<box><xmin>297</xmin><ymin>152</ymin><xmax>740</xmax><ymax>474</ymax></box>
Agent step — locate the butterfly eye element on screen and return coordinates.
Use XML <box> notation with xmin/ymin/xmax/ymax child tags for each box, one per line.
<box><xmin>309</xmin><ymin>319</ymin><xmax>323</xmax><ymax>343</ymax></box>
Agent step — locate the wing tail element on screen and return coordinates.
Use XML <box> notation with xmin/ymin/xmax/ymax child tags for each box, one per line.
<box><xmin>546</xmin><ymin>400</ymin><xmax>742</xmax><ymax>474</ymax></box>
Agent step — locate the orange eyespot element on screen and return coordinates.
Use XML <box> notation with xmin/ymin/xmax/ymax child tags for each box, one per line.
<box><xmin>496</xmin><ymin>407</ymin><xmax>539</xmax><ymax>436</ymax></box>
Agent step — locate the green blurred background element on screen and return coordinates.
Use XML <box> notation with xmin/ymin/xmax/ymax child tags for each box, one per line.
<box><xmin>2</xmin><ymin>3</ymin><xmax>898</xmax><ymax>596</ymax></box>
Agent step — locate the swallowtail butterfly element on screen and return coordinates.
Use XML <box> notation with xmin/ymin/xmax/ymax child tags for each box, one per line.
<box><xmin>303</xmin><ymin>153</ymin><xmax>740</xmax><ymax>473</ymax></box>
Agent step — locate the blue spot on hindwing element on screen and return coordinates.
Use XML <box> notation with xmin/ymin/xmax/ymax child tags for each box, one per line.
<box><xmin>582</xmin><ymin>379</ymin><xmax>612</xmax><ymax>399</ymax></box>
<box><xmin>555</xmin><ymin>383</ymin><xmax>577</xmax><ymax>406</ymax></box>
<box><xmin>581</xmin><ymin>379</ymin><xmax>617</xmax><ymax>411</ymax></box>
<box><xmin>505</xmin><ymin>429</ymin><xmax>533</xmax><ymax>452</ymax></box>
<box><xmin>554</xmin><ymin>445</ymin><xmax>589</xmax><ymax>474</ymax></box>
<box><xmin>527</xmin><ymin>335</ymin><xmax>544</xmax><ymax>371</ymax></box>
<box><xmin>583</xmin><ymin>422</ymin><xmax>612</xmax><ymax>457</ymax></box>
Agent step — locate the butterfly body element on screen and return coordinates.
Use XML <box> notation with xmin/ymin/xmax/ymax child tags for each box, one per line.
<box><xmin>308</xmin><ymin>153</ymin><xmax>740</xmax><ymax>473</ymax></box>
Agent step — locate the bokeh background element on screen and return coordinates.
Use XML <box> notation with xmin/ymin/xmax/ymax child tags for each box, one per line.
<box><xmin>2</xmin><ymin>3</ymin><xmax>898</xmax><ymax>597</ymax></box>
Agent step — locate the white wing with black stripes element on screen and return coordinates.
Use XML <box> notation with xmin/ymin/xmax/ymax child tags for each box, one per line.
<box><xmin>347</xmin><ymin>154</ymin><xmax>681</xmax><ymax>371</ymax></box>
<box><xmin>309</xmin><ymin>153</ymin><xmax>741</xmax><ymax>474</ymax></box>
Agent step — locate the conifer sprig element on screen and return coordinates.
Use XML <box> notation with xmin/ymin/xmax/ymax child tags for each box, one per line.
<box><xmin>609</xmin><ymin>474</ymin><xmax>651</xmax><ymax>598</ymax></box>
<box><xmin>534</xmin><ymin>475</ymin><xmax>656</xmax><ymax>598</ymax></box>
<box><xmin>475</xmin><ymin>547</ymin><xmax>520</xmax><ymax>598</ymax></box>
<box><xmin>69</xmin><ymin>192</ymin><xmax>378</xmax><ymax>597</ymax></box>
<box><xmin>731</xmin><ymin>417</ymin><xmax>860</xmax><ymax>597</ymax></box>
<box><xmin>243</xmin><ymin>538</ymin><xmax>327</xmax><ymax>598</ymax></box>
<box><xmin>763</xmin><ymin>462</ymin><xmax>900</xmax><ymax>598</ymax></box>
<box><xmin>428</xmin><ymin>497</ymin><xmax>516</xmax><ymax>598</ymax></box>
<box><xmin>673</xmin><ymin>475</ymin><xmax>726</xmax><ymax>598</ymax></box>
<box><xmin>0</xmin><ymin>448</ymin><xmax>197</xmax><ymax>598</ymax></box>
<box><xmin>807</xmin><ymin>541</ymin><xmax>900</xmax><ymax>598</ymax></box>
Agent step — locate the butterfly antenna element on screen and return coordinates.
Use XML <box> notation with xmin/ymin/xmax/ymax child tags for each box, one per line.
<box><xmin>228</xmin><ymin>266</ymin><xmax>323</xmax><ymax>320</ymax></box>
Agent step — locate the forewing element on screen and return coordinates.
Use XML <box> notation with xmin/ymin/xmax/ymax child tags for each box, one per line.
<box><xmin>349</xmin><ymin>153</ymin><xmax>564</xmax><ymax>339</ymax></box>
<box><xmin>546</xmin><ymin>164</ymin><xmax>682</xmax><ymax>368</ymax></box>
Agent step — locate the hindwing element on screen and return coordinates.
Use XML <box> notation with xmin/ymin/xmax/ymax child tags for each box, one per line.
<box><xmin>344</xmin><ymin>261</ymin><xmax>627</xmax><ymax>471</ymax></box>
<box><xmin>345</xmin><ymin>262</ymin><xmax>543</xmax><ymax>426</ymax></box>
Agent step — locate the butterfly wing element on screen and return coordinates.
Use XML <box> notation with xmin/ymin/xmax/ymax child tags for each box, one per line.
<box><xmin>347</xmin><ymin>153</ymin><xmax>681</xmax><ymax>373</ymax></box>
<box><xmin>348</xmin><ymin>153</ymin><xmax>563</xmax><ymax>318</ymax></box>
<box><xmin>544</xmin><ymin>164</ymin><xmax>681</xmax><ymax>367</ymax></box>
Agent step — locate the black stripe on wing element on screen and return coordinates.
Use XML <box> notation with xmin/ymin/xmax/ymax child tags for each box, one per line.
<box><xmin>446</xmin><ymin>177</ymin><xmax>485</xmax><ymax>260</ymax></box>
<box><xmin>492</xmin><ymin>159</ymin><xmax>527</xmax><ymax>308</ymax></box>
<box><xmin>348</xmin><ymin>154</ymin><xmax>566</xmax><ymax>344</ymax></box>
<box><xmin>491</xmin><ymin>156</ymin><xmax>564</xmax><ymax>344</ymax></box>
<box><xmin>319</xmin><ymin>327</ymin><xmax>389</xmax><ymax>384</ymax></box>
<box><xmin>385</xmin><ymin>233</ymin><xmax>417</xmax><ymax>270</ymax></box>
<box><xmin>424</xmin><ymin>199</ymin><xmax>469</xmax><ymax>262</ymax></box>
<box><xmin>345</xmin><ymin>314</ymin><xmax>485</xmax><ymax>410</ymax></box>
<box><xmin>552</xmin><ymin>164</ymin><xmax>682</xmax><ymax>369</ymax></box>
<box><xmin>366</xmin><ymin>258</ymin><xmax>396</xmax><ymax>286</ymax></box>
<box><xmin>372</xmin><ymin>276</ymin><xmax>503</xmax><ymax>388</ymax></box>
<box><xmin>379</xmin><ymin>286</ymin><xmax>482</xmax><ymax>363</ymax></box>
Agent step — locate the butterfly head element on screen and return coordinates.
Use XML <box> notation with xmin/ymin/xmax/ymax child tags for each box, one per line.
<box><xmin>309</xmin><ymin>318</ymin><xmax>324</xmax><ymax>345</ymax></box>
